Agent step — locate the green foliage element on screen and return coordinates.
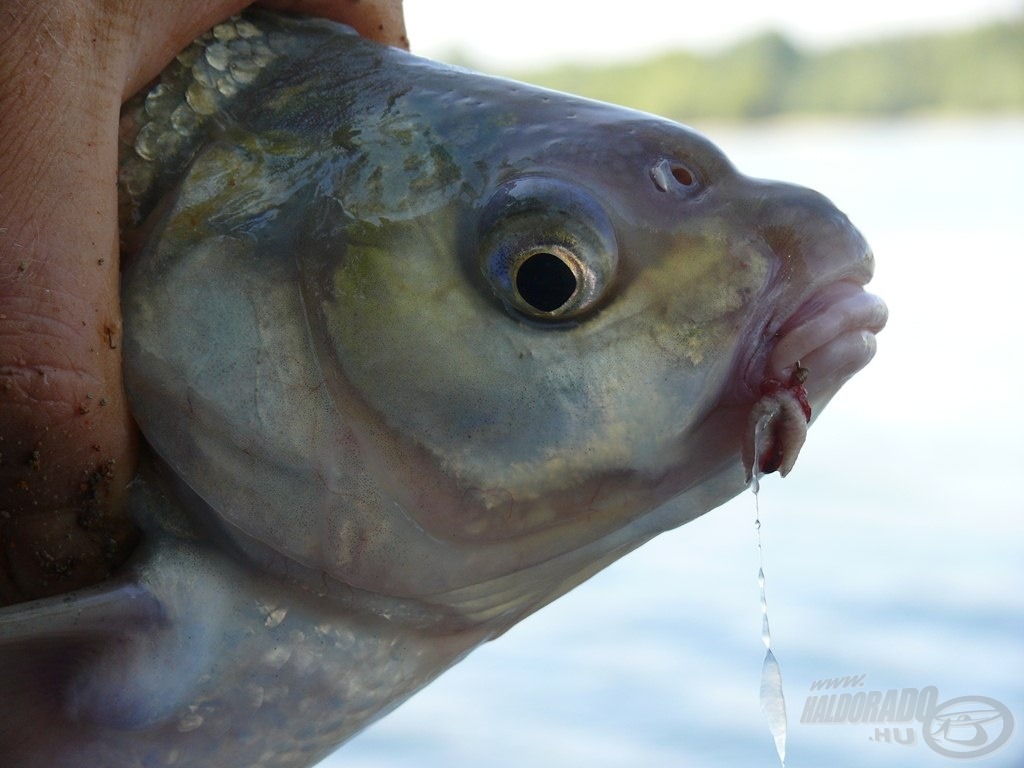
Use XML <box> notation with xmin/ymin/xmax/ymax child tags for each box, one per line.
<box><xmin>500</xmin><ymin>19</ymin><xmax>1024</xmax><ymax>121</ymax></box>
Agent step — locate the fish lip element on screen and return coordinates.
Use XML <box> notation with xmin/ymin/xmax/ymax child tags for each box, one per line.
<box><xmin>763</xmin><ymin>270</ymin><xmax>888</xmax><ymax>383</ymax></box>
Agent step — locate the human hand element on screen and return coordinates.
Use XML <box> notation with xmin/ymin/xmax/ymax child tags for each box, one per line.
<box><xmin>0</xmin><ymin>0</ymin><xmax>407</xmax><ymax>604</ymax></box>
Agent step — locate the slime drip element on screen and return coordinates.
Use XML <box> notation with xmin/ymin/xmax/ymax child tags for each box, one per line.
<box><xmin>752</xmin><ymin>414</ymin><xmax>788</xmax><ymax>767</ymax></box>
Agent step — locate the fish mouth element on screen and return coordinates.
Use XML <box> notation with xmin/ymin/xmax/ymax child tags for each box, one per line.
<box><xmin>766</xmin><ymin>279</ymin><xmax>888</xmax><ymax>385</ymax></box>
<box><xmin>740</xmin><ymin>269</ymin><xmax>887</xmax><ymax>479</ymax></box>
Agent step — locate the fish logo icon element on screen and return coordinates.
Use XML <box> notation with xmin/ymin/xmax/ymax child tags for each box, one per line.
<box><xmin>923</xmin><ymin>695</ymin><xmax>1015</xmax><ymax>759</ymax></box>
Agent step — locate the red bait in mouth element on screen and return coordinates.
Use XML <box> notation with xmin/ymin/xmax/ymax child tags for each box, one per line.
<box><xmin>743</xmin><ymin>366</ymin><xmax>812</xmax><ymax>481</ymax></box>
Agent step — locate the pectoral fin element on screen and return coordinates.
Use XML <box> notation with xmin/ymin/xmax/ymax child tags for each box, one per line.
<box><xmin>0</xmin><ymin>578</ymin><xmax>163</xmax><ymax>647</ymax></box>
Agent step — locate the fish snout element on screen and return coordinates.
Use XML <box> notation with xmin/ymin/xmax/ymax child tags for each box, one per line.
<box><xmin>733</xmin><ymin>179</ymin><xmax>887</xmax><ymax>476</ymax></box>
<box><xmin>750</xmin><ymin>179</ymin><xmax>875</xmax><ymax>288</ymax></box>
<box><xmin>749</xmin><ymin>179</ymin><xmax>887</xmax><ymax>372</ymax></box>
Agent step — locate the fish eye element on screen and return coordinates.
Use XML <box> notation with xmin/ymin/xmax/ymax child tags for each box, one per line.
<box><xmin>478</xmin><ymin>177</ymin><xmax>617</xmax><ymax>321</ymax></box>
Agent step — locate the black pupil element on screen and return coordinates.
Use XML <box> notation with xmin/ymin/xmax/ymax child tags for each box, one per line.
<box><xmin>516</xmin><ymin>252</ymin><xmax>577</xmax><ymax>312</ymax></box>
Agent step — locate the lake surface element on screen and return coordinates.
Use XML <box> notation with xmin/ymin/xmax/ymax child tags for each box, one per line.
<box><xmin>327</xmin><ymin>117</ymin><xmax>1024</xmax><ymax>768</ymax></box>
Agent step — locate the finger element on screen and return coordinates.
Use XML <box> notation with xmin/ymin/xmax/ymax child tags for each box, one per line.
<box><xmin>120</xmin><ymin>1</ymin><xmax>408</xmax><ymax>96</ymax></box>
<box><xmin>260</xmin><ymin>0</ymin><xmax>408</xmax><ymax>49</ymax></box>
<box><xmin>0</xmin><ymin>3</ymin><xmax>142</xmax><ymax>602</ymax></box>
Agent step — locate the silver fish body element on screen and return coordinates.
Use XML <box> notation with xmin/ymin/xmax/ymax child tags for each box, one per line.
<box><xmin>0</xmin><ymin>11</ymin><xmax>886</xmax><ymax>767</ymax></box>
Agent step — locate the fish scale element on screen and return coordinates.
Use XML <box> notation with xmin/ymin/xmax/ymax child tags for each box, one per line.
<box><xmin>119</xmin><ymin>15</ymin><xmax>293</xmax><ymax>229</ymax></box>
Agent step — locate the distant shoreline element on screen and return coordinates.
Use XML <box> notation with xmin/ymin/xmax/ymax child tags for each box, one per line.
<box><xmin>484</xmin><ymin>19</ymin><xmax>1023</xmax><ymax>122</ymax></box>
<box><xmin>687</xmin><ymin>112</ymin><xmax>1024</xmax><ymax>132</ymax></box>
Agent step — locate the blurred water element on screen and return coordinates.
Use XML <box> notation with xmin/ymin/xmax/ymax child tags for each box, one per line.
<box><xmin>328</xmin><ymin>117</ymin><xmax>1024</xmax><ymax>767</ymax></box>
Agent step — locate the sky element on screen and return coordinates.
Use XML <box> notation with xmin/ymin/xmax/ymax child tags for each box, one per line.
<box><xmin>405</xmin><ymin>0</ymin><xmax>1022</xmax><ymax>70</ymax></box>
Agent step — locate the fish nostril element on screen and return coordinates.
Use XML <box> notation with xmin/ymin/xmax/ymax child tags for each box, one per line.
<box><xmin>670</xmin><ymin>164</ymin><xmax>694</xmax><ymax>187</ymax></box>
<box><xmin>651</xmin><ymin>159</ymin><xmax>698</xmax><ymax>193</ymax></box>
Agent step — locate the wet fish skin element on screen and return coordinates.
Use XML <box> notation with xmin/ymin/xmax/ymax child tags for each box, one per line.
<box><xmin>0</xmin><ymin>11</ymin><xmax>885</xmax><ymax>767</ymax></box>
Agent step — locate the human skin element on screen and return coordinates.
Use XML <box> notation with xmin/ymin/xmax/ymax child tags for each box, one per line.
<box><xmin>0</xmin><ymin>0</ymin><xmax>407</xmax><ymax>604</ymax></box>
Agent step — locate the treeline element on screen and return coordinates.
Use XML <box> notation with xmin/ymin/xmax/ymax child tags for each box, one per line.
<box><xmin>501</xmin><ymin>19</ymin><xmax>1023</xmax><ymax>121</ymax></box>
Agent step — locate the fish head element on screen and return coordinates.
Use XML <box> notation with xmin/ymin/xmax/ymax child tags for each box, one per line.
<box><xmin>122</xmin><ymin>30</ymin><xmax>886</xmax><ymax>634</ymax></box>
